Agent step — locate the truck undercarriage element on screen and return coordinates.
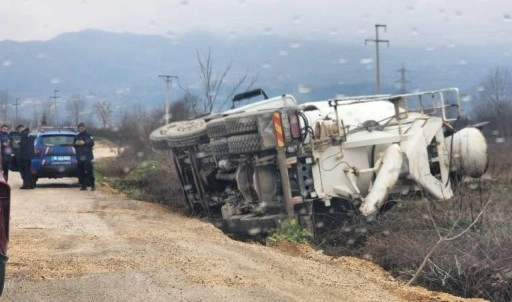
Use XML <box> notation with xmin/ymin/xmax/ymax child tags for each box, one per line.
<box><xmin>150</xmin><ymin>88</ymin><xmax>488</xmax><ymax>236</ymax></box>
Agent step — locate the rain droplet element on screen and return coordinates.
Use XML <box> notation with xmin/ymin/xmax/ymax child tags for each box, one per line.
<box><xmin>180</xmin><ymin>0</ymin><xmax>189</xmax><ymax>6</ymax></box>
<box><xmin>261</xmin><ymin>63</ymin><xmax>271</xmax><ymax>69</ymax></box>
<box><xmin>335</xmin><ymin>93</ymin><xmax>346</xmax><ymax>98</ymax></box>
<box><xmin>477</xmin><ymin>85</ymin><xmax>485</xmax><ymax>92</ymax></box>
<box><xmin>263</xmin><ymin>27</ymin><xmax>273</xmax><ymax>35</ymax></box>
<box><xmin>426</xmin><ymin>45</ymin><xmax>435</xmax><ymax>51</ymax></box>
<box><xmin>36</xmin><ymin>53</ymin><xmax>47</xmax><ymax>59</ymax></box>
<box><xmin>360</xmin><ymin>57</ymin><xmax>373</xmax><ymax>64</ymax></box>
<box><xmin>164</xmin><ymin>30</ymin><xmax>176</xmax><ymax>39</ymax></box>
<box><xmin>298</xmin><ymin>84</ymin><xmax>312</xmax><ymax>94</ymax></box>
<box><xmin>51</xmin><ymin>77</ymin><xmax>61</xmax><ymax>84</ymax></box>
<box><xmin>2</xmin><ymin>60</ymin><xmax>12</xmax><ymax>66</ymax></box>
<box><xmin>148</xmin><ymin>20</ymin><xmax>156</xmax><ymax>28</ymax></box>
<box><xmin>289</xmin><ymin>41</ymin><xmax>301</xmax><ymax>48</ymax></box>
<box><xmin>491</xmin><ymin>130</ymin><xmax>499</xmax><ymax>136</ymax></box>
<box><xmin>495</xmin><ymin>137</ymin><xmax>505</xmax><ymax>143</ymax></box>
<box><xmin>338</xmin><ymin>81</ymin><xmax>344</xmax><ymax>85</ymax></box>
<box><xmin>459</xmin><ymin>60</ymin><xmax>467</xmax><ymax>65</ymax></box>
<box><xmin>293</xmin><ymin>15</ymin><xmax>301</xmax><ymax>24</ymax></box>
<box><xmin>406</xmin><ymin>5</ymin><xmax>415</xmax><ymax>11</ymax></box>
<box><xmin>329</xmin><ymin>28</ymin><xmax>338</xmax><ymax>35</ymax></box>
<box><xmin>454</xmin><ymin>10</ymin><xmax>462</xmax><ymax>17</ymax></box>
<box><xmin>504</xmin><ymin>13</ymin><xmax>512</xmax><ymax>22</ymax></box>
<box><xmin>338</xmin><ymin>58</ymin><xmax>347</xmax><ymax>64</ymax></box>
<box><xmin>228</xmin><ymin>31</ymin><xmax>237</xmax><ymax>39</ymax></box>
<box><xmin>123</xmin><ymin>167</ymin><xmax>130</xmax><ymax>173</ymax></box>
<box><xmin>279</xmin><ymin>50</ymin><xmax>288</xmax><ymax>56</ymax></box>
<box><xmin>460</xmin><ymin>94</ymin><xmax>472</xmax><ymax>102</ymax></box>
<box><xmin>411</xmin><ymin>27</ymin><xmax>419</xmax><ymax>36</ymax></box>
<box><xmin>137</xmin><ymin>152</ymin><xmax>144</xmax><ymax>158</ymax></box>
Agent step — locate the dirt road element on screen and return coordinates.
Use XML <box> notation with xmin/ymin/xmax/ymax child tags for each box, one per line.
<box><xmin>2</xmin><ymin>160</ymin><xmax>485</xmax><ymax>301</ymax></box>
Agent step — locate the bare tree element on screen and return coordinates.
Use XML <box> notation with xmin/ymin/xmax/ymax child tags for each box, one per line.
<box><xmin>0</xmin><ymin>90</ymin><xmax>10</xmax><ymax>124</ymax></box>
<box><xmin>93</xmin><ymin>99</ymin><xmax>113</xmax><ymax>129</ymax></box>
<box><xmin>66</xmin><ymin>94</ymin><xmax>85</xmax><ymax>126</ymax></box>
<box><xmin>184</xmin><ymin>48</ymin><xmax>257</xmax><ymax>115</ymax></box>
<box><xmin>473</xmin><ymin>66</ymin><xmax>512</xmax><ymax>137</ymax></box>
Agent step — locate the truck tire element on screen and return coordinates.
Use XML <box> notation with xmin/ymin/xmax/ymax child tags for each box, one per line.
<box><xmin>150</xmin><ymin>119</ymin><xmax>208</xmax><ymax>149</ymax></box>
<box><xmin>228</xmin><ymin>133</ymin><xmax>267</xmax><ymax>154</ymax></box>
<box><xmin>210</xmin><ymin>138</ymin><xmax>229</xmax><ymax>158</ymax></box>
<box><xmin>225</xmin><ymin>113</ymin><xmax>259</xmax><ymax>135</ymax></box>
<box><xmin>206</xmin><ymin>117</ymin><xmax>228</xmax><ymax>138</ymax></box>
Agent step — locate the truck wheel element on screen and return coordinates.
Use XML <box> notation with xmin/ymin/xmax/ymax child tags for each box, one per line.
<box><xmin>150</xmin><ymin>119</ymin><xmax>208</xmax><ymax>149</ymax></box>
<box><xmin>225</xmin><ymin>113</ymin><xmax>259</xmax><ymax>135</ymax></box>
<box><xmin>228</xmin><ymin>133</ymin><xmax>268</xmax><ymax>154</ymax></box>
<box><xmin>210</xmin><ymin>138</ymin><xmax>229</xmax><ymax>158</ymax></box>
<box><xmin>206</xmin><ymin>117</ymin><xmax>228</xmax><ymax>138</ymax></box>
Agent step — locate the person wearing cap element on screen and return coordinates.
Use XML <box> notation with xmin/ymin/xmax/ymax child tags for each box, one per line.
<box><xmin>73</xmin><ymin>122</ymin><xmax>95</xmax><ymax>191</ymax></box>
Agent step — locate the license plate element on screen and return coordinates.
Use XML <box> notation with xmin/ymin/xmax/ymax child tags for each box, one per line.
<box><xmin>51</xmin><ymin>156</ymin><xmax>71</xmax><ymax>161</ymax></box>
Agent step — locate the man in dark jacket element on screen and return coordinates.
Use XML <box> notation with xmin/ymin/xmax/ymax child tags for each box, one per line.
<box><xmin>73</xmin><ymin>122</ymin><xmax>95</xmax><ymax>191</ymax></box>
<box><xmin>17</xmin><ymin>125</ymin><xmax>35</xmax><ymax>189</ymax></box>
<box><xmin>0</xmin><ymin>124</ymin><xmax>11</xmax><ymax>181</ymax></box>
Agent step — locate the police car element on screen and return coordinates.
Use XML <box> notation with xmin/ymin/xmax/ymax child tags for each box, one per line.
<box><xmin>31</xmin><ymin>127</ymin><xmax>78</xmax><ymax>184</ymax></box>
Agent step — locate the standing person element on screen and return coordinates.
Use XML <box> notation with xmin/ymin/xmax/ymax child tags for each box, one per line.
<box><xmin>73</xmin><ymin>122</ymin><xmax>95</xmax><ymax>191</ymax></box>
<box><xmin>9</xmin><ymin>125</ymin><xmax>23</xmax><ymax>182</ymax></box>
<box><xmin>0</xmin><ymin>125</ymin><xmax>11</xmax><ymax>181</ymax></box>
<box><xmin>18</xmin><ymin>125</ymin><xmax>35</xmax><ymax>189</ymax></box>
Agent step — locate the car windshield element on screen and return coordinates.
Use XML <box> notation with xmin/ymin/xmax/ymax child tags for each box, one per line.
<box><xmin>42</xmin><ymin>135</ymin><xmax>75</xmax><ymax>147</ymax></box>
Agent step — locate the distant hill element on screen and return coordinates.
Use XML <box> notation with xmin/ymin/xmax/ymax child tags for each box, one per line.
<box><xmin>0</xmin><ymin>29</ymin><xmax>508</xmax><ymax>116</ymax></box>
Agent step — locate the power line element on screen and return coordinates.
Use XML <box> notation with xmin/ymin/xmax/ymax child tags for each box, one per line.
<box><xmin>158</xmin><ymin>75</ymin><xmax>178</xmax><ymax>125</ymax></box>
<box><xmin>365</xmin><ymin>24</ymin><xmax>389</xmax><ymax>94</ymax></box>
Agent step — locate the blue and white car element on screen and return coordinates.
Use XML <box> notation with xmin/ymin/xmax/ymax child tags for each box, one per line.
<box><xmin>31</xmin><ymin>127</ymin><xmax>78</xmax><ymax>184</ymax></box>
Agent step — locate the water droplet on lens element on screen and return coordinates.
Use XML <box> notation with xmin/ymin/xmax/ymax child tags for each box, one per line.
<box><xmin>504</xmin><ymin>14</ymin><xmax>512</xmax><ymax>22</ymax></box>
<box><xmin>298</xmin><ymin>84</ymin><xmax>312</xmax><ymax>94</ymax></box>
<box><xmin>293</xmin><ymin>15</ymin><xmax>301</xmax><ymax>23</ymax></box>
<box><xmin>495</xmin><ymin>137</ymin><xmax>505</xmax><ymax>143</ymax></box>
<box><xmin>329</xmin><ymin>28</ymin><xmax>338</xmax><ymax>35</ymax></box>
<box><xmin>360</xmin><ymin>57</ymin><xmax>373</xmax><ymax>64</ymax></box>
<box><xmin>263</xmin><ymin>27</ymin><xmax>272</xmax><ymax>35</ymax></box>
<box><xmin>2</xmin><ymin>60</ymin><xmax>12</xmax><ymax>66</ymax></box>
<box><xmin>180</xmin><ymin>0</ymin><xmax>189</xmax><ymax>6</ymax></box>
<box><xmin>148</xmin><ymin>20</ymin><xmax>156</xmax><ymax>28</ymax></box>
<box><xmin>289</xmin><ymin>41</ymin><xmax>301</xmax><ymax>48</ymax></box>
<box><xmin>279</xmin><ymin>50</ymin><xmax>288</xmax><ymax>56</ymax></box>
<box><xmin>461</xmin><ymin>95</ymin><xmax>472</xmax><ymax>102</ymax></box>
<box><xmin>338</xmin><ymin>58</ymin><xmax>347</xmax><ymax>64</ymax></box>
<box><xmin>477</xmin><ymin>85</ymin><xmax>485</xmax><ymax>92</ymax></box>
<box><xmin>261</xmin><ymin>63</ymin><xmax>271</xmax><ymax>69</ymax></box>
<box><xmin>51</xmin><ymin>77</ymin><xmax>61</xmax><ymax>84</ymax></box>
<box><xmin>459</xmin><ymin>60</ymin><xmax>467</xmax><ymax>65</ymax></box>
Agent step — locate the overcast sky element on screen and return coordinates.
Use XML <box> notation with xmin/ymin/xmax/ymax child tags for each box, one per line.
<box><xmin>1</xmin><ymin>0</ymin><xmax>511</xmax><ymax>47</ymax></box>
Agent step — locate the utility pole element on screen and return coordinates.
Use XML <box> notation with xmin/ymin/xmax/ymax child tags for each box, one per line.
<box><xmin>365</xmin><ymin>24</ymin><xmax>389</xmax><ymax>94</ymax></box>
<box><xmin>12</xmin><ymin>98</ymin><xmax>20</xmax><ymax>125</ymax></box>
<box><xmin>50</xmin><ymin>89</ymin><xmax>59</xmax><ymax>126</ymax></box>
<box><xmin>397</xmin><ymin>64</ymin><xmax>409</xmax><ymax>94</ymax></box>
<box><xmin>158</xmin><ymin>75</ymin><xmax>178</xmax><ymax>124</ymax></box>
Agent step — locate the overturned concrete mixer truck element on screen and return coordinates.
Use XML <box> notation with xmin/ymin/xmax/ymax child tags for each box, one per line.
<box><xmin>150</xmin><ymin>88</ymin><xmax>488</xmax><ymax>236</ymax></box>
